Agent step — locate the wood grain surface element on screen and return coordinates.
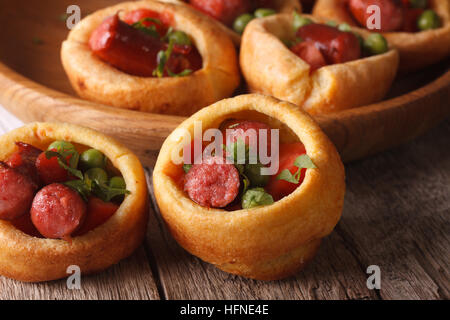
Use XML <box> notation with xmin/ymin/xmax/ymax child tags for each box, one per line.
<box><xmin>1</xmin><ymin>118</ymin><xmax>447</xmax><ymax>300</ymax></box>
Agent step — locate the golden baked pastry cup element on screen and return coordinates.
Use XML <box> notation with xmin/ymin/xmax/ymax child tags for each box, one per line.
<box><xmin>0</xmin><ymin>122</ymin><xmax>148</xmax><ymax>282</ymax></box>
<box><xmin>240</xmin><ymin>14</ymin><xmax>399</xmax><ymax>115</ymax></box>
<box><xmin>153</xmin><ymin>94</ymin><xmax>345</xmax><ymax>280</ymax></box>
<box><xmin>312</xmin><ymin>0</ymin><xmax>450</xmax><ymax>72</ymax></box>
<box><xmin>61</xmin><ymin>0</ymin><xmax>240</xmax><ymax>116</ymax></box>
<box><xmin>159</xmin><ymin>0</ymin><xmax>302</xmax><ymax>46</ymax></box>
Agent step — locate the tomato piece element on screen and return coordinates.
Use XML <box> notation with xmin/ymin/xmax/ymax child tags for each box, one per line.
<box><xmin>11</xmin><ymin>213</ymin><xmax>43</xmax><ymax>238</ymax></box>
<box><xmin>35</xmin><ymin>151</ymin><xmax>71</xmax><ymax>185</ymax></box>
<box><xmin>122</xmin><ymin>9</ymin><xmax>168</xmax><ymax>36</ymax></box>
<box><xmin>189</xmin><ymin>0</ymin><xmax>251</xmax><ymax>26</ymax></box>
<box><xmin>265</xmin><ymin>142</ymin><xmax>306</xmax><ymax>201</ymax></box>
<box><xmin>291</xmin><ymin>40</ymin><xmax>327</xmax><ymax>72</ymax></box>
<box><xmin>75</xmin><ymin>197</ymin><xmax>119</xmax><ymax>236</ymax></box>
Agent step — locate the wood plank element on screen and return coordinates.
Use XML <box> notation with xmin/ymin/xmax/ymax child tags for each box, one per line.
<box><xmin>145</xmin><ymin>170</ymin><xmax>378</xmax><ymax>300</ymax></box>
<box><xmin>335</xmin><ymin>119</ymin><xmax>450</xmax><ymax>300</ymax></box>
<box><xmin>0</xmin><ymin>246</ymin><xmax>160</xmax><ymax>300</ymax></box>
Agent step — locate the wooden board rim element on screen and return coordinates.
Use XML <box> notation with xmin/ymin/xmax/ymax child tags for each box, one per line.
<box><xmin>0</xmin><ymin>60</ymin><xmax>448</xmax><ymax>166</ymax></box>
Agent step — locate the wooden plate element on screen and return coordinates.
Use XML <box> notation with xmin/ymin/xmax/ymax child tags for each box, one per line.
<box><xmin>0</xmin><ymin>0</ymin><xmax>449</xmax><ymax>167</ymax></box>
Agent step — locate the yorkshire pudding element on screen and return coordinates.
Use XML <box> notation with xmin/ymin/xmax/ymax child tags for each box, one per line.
<box><xmin>240</xmin><ymin>14</ymin><xmax>399</xmax><ymax>115</ymax></box>
<box><xmin>61</xmin><ymin>0</ymin><xmax>240</xmax><ymax>115</ymax></box>
<box><xmin>0</xmin><ymin>122</ymin><xmax>148</xmax><ymax>282</ymax></box>
<box><xmin>312</xmin><ymin>0</ymin><xmax>450</xmax><ymax>72</ymax></box>
<box><xmin>153</xmin><ymin>94</ymin><xmax>345</xmax><ymax>280</ymax></box>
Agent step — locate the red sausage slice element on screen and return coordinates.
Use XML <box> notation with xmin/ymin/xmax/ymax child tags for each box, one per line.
<box><xmin>291</xmin><ymin>40</ymin><xmax>327</xmax><ymax>72</ymax></box>
<box><xmin>31</xmin><ymin>183</ymin><xmax>86</xmax><ymax>239</ymax></box>
<box><xmin>348</xmin><ymin>0</ymin><xmax>404</xmax><ymax>32</ymax></box>
<box><xmin>184</xmin><ymin>156</ymin><xmax>240</xmax><ymax>208</ymax></box>
<box><xmin>296</xmin><ymin>24</ymin><xmax>361</xmax><ymax>65</ymax></box>
<box><xmin>189</xmin><ymin>0</ymin><xmax>251</xmax><ymax>26</ymax></box>
<box><xmin>6</xmin><ymin>142</ymin><xmax>42</xmax><ymax>187</ymax></box>
<box><xmin>89</xmin><ymin>13</ymin><xmax>165</xmax><ymax>77</ymax></box>
<box><xmin>0</xmin><ymin>162</ymin><xmax>37</xmax><ymax>221</ymax></box>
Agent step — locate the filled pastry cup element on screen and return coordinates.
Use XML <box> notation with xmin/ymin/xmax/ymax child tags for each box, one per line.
<box><xmin>312</xmin><ymin>0</ymin><xmax>450</xmax><ymax>72</ymax></box>
<box><xmin>0</xmin><ymin>123</ymin><xmax>148</xmax><ymax>282</ymax></box>
<box><xmin>159</xmin><ymin>0</ymin><xmax>302</xmax><ymax>46</ymax></box>
<box><xmin>61</xmin><ymin>0</ymin><xmax>240</xmax><ymax>116</ymax></box>
<box><xmin>240</xmin><ymin>13</ymin><xmax>399</xmax><ymax>115</ymax></box>
<box><xmin>153</xmin><ymin>94</ymin><xmax>345</xmax><ymax>280</ymax></box>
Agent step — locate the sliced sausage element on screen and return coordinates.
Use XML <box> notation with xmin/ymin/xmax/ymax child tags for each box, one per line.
<box><xmin>0</xmin><ymin>162</ymin><xmax>37</xmax><ymax>221</ymax></box>
<box><xmin>402</xmin><ymin>8</ymin><xmax>424</xmax><ymax>32</ymax></box>
<box><xmin>296</xmin><ymin>24</ymin><xmax>361</xmax><ymax>65</ymax></box>
<box><xmin>189</xmin><ymin>0</ymin><xmax>251</xmax><ymax>26</ymax></box>
<box><xmin>6</xmin><ymin>142</ymin><xmax>42</xmax><ymax>187</ymax></box>
<box><xmin>348</xmin><ymin>0</ymin><xmax>404</xmax><ymax>32</ymax></box>
<box><xmin>184</xmin><ymin>156</ymin><xmax>240</xmax><ymax>208</ymax></box>
<box><xmin>291</xmin><ymin>40</ymin><xmax>327</xmax><ymax>72</ymax></box>
<box><xmin>89</xmin><ymin>13</ymin><xmax>165</xmax><ymax>77</ymax></box>
<box><xmin>31</xmin><ymin>183</ymin><xmax>86</xmax><ymax>239</ymax></box>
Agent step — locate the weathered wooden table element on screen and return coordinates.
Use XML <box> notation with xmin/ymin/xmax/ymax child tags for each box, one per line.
<box><xmin>0</xmin><ymin>110</ymin><xmax>448</xmax><ymax>300</ymax></box>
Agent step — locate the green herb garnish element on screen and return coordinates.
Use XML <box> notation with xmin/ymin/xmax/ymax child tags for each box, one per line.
<box><xmin>241</xmin><ymin>188</ymin><xmax>274</xmax><ymax>209</ymax></box>
<box><xmin>168</xmin><ymin>69</ymin><xmax>193</xmax><ymax>77</ymax></box>
<box><xmin>132</xmin><ymin>17</ymin><xmax>161</xmax><ymax>38</ymax></box>
<box><xmin>153</xmin><ymin>38</ymin><xmax>175</xmax><ymax>78</ymax></box>
<box><xmin>183</xmin><ymin>164</ymin><xmax>192</xmax><ymax>173</ymax></box>
<box><xmin>276</xmin><ymin>154</ymin><xmax>316</xmax><ymax>184</ymax></box>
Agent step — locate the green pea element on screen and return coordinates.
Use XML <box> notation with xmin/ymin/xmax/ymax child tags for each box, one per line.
<box><xmin>293</xmin><ymin>12</ymin><xmax>312</xmax><ymax>31</ymax></box>
<box><xmin>47</xmin><ymin>141</ymin><xmax>76</xmax><ymax>152</ymax></box>
<box><xmin>417</xmin><ymin>10</ymin><xmax>440</xmax><ymax>31</ymax></box>
<box><xmin>85</xmin><ymin>168</ymin><xmax>108</xmax><ymax>185</ymax></box>
<box><xmin>254</xmin><ymin>8</ymin><xmax>276</xmax><ymax>18</ymax></box>
<box><xmin>109</xmin><ymin>176</ymin><xmax>126</xmax><ymax>189</ymax></box>
<box><xmin>338</xmin><ymin>23</ymin><xmax>352</xmax><ymax>32</ymax></box>
<box><xmin>233</xmin><ymin>13</ymin><xmax>255</xmax><ymax>34</ymax></box>
<box><xmin>80</xmin><ymin>149</ymin><xmax>106</xmax><ymax>169</ymax></box>
<box><xmin>244</xmin><ymin>163</ymin><xmax>270</xmax><ymax>187</ymax></box>
<box><xmin>241</xmin><ymin>188</ymin><xmax>274</xmax><ymax>209</ymax></box>
<box><xmin>363</xmin><ymin>33</ymin><xmax>388</xmax><ymax>55</ymax></box>
<box><xmin>168</xmin><ymin>30</ymin><xmax>191</xmax><ymax>46</ymax></box>
<box><xmin>325</xmin><ymin>20</ymin><xmax>338</xmax><ymax>27</ymax></box>
<box><xmin>409</xmin><ymin>0</ymin><xmax>427</xmax><ymax>9</ymax></box>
